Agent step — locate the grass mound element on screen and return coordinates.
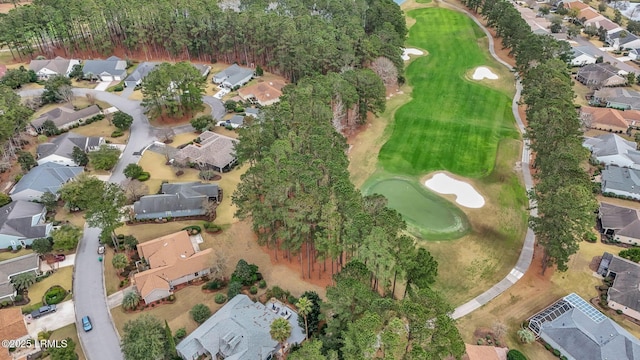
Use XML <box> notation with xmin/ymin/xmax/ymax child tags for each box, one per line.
<box><xmin>378</xmin><ymin>8</ymin><xmax>518</xmax><ymax>178</ymax></box>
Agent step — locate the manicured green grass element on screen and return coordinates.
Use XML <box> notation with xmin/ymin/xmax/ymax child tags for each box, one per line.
<box><xmin>378</xmin><ymin>8</ymin><xmax>519</xmax><ymax>178</ymax></box>
<box><xmin>362</xmin><ymin>175</ymin><xmax>469</xmax><ymax>239</ymax></box>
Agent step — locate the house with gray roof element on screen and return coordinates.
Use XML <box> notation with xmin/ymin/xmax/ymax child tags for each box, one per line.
<box><xmin>570</xmin><ymin>46</ymin><xmax>598</xmax><ymax>67</ymax></box>
<box><xmin>173</xmin><ymin>131</ymin><xmax>238</xmax><ymax>172</ymax></box>
<box><xmin>601</xmin><ymin>164</ymin><xmax>640</xmax><ymax>200</ymax></box>
<box><xmin>176</xmin><ymin>294</ymin><xmax>305</xmax><ymax>360</ymax></box>
<box><xmin>30</xmin><ymin>103</ymin><xmax>102</xmax><ymax>134</ymax></box>
<box><xmin>592</xmin><ymin>88</ymin><xmax>640</xmax><ymax>110</ymax></box>
<box><xmin>598</xmin><ymin>253</ymin><xmax>640</xmax><ymax>321</ymax></box>
<box><xmin>607</xmin><ymin>30</ymin><xmax>640</xmax><ymax>51</ymax></box>
<box><xmin>599</xmin><ymin>202</ymin><xmax>640</xmax><ymax>245</ymax></box>
<box><xmin>583</xmin><ymin>134</ymin><xmax>640</xmax><ymax>169</ymax></box>
<box><xmin>36</xmin><ymin>132</ymin><xmax>104</xmax><ymax>167</ymax></box>
<box><xmin>218</xmin><ymin>114</ymin><xmax>246</xmax><ymax>129</ymax></box>
<box><xmin>191</xmin><ymin>63</ymin><xmax>211</xmax><ymax>78</ymax></box>
<box><xmin>28</xmin><ymin>56</ymin><xmax>80</xmax><ymax>81</ymax></box>
<box><xmin>10</xmin><ymin>163</ymin><xmax>83</xmax><ymax>202</ymax></box>
<box><xmin>0</xmin><ymin>201</ymin><xmax>52</xmax><ymax>251</ymax></box>
<box><xmin>576</xmin><ymin>63</ymin><xmax>627</xmax><ymax>88</ymax></box>
<box><xmin>0</xmin><ymin>254</ymin><xmax>40</xmax><ymax>302</ymax></box>
<box><xmin>124</xmin><ymin>62</ymin><xmax>159</xmax><ymax>88</ymax></box>
<box><xmin>133</xmin><ymin>182</ymin><xmax>219</xmax><ymax>220</ymax></box>
<box><xmin>528</xmin><ymin>293</ymin><xmax>640</xmax><ymax>360</ymax></box>
<box><xmin>81</xmin><ymin>56</ymin><xmax>127</xmax><ymax>82</ymax></box>
<box><xmin>212</xmin><ymin>64</ymin><xmax>253</xmax><ymax>89</ymax></box>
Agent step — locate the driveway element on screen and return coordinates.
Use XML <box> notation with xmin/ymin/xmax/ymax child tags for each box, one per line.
<box><xmin>25</xmin><ymin>300</ymin><xmax>75</xmax><ymax>338</ymax></box>
<box><xmin>94</xmin><ymin>82</ymin><xmax>111</xmax><ymax>91</ymax></box>
<box><xmin>203</xmin><ymin>96</ymin><xmax>226</xmax><ymax>121</ymax></box>
<box><xmin>119</xmin><ymin>86</ymin><xmax>134</xmax><ymax>98</ymax></box>
<box><xmin>41</xmin><ymin>254</ymin><xmax>76</xmax><ymax>272</ymax></box>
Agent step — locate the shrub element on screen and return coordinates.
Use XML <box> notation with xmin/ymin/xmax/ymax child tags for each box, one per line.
<box><xmin>136</xmin><ymin>172</ymin><xmax>150</xmax><ymax>181</ymax></box>
<box><xmin>288</xmin><ymin>295</ymin><xmax>297</xmax><ymax>304</ymax></box>
<box><xmin>215</xmin><ymin>293</ymin><xmax>227</xmax><ymax>304</ymax></box>
<box><xmin>190</xmin><ymin>304</ymin><xmax>211</xmax><ymax>324</ymax></box>
<box><xmin>616</xmin><ymin>309</ymin><xmax>624</xmax><ymax>314</ymax></box>
<box><xmin>250</xmin><ymin>286</ymin><xmax>258</xmax><ymax>295</ymax></box>
<box><xmin>203</xmin><ymin>222</ymin><xmax>221</xmax><ymax>232</ymax></box>
<box><xmin>14</xmin><ymin>294</ymin><xmax>23</xmax><ymax>302</ymax></box>
<box><xmin>259</xmin><ymin>279</ymin><xmax>267</xmax><ymax>289</ymax></box>
<box><xmin>174</xmin><ymin>328</ymin><xmax>187</xmax><ymax>339</ymax></box>
<box><xmin>202</xmin><ymin>279</ymin><xmax>223</xmax><ymax>291</ymax></box>
<box><xmin>544</xmin><ymin>344</ymin><xmax>552</xmax><ymax>351</ymax></box>
<box><xmin>227</xmin><ymin>281</ymin><xmax>242</xmax><ymax>299</ymax></box>
<box><xmin>231</xmin><ymin>259</ymin><xmax>259</xmax><ymax>286</ymax></box>
<box><xmin>114</xmin><ymin>85</ymin><xmax>124</xmax><ymax>92</ymax></box>
<box><xmin>182</xmin><ymin>225</ymin><xmax>201</xmax><ymax>234</ymax></box>
<box><xmin>43</xmin><ymin>286</ymin><xmax>67</xmax><ymax>305</ymax></box>
<box><xmin>15</xmin><ymin>245</ymin><xmax>22</xmax><ymax>251</ymax></box>
<box><xmin>507</xmin><ymin>349</ymin><xmax>528</xmax><ymax>360</ymax></box>
<box><xmin>552</xmin><ymin>349</ymin><xmax>560</xmax><ymax>356</ymax></box>
<box><xmin>199</xmin><ymin>169</ymin><xmax>217</xmax><ymax>180</ymax></box>
<box><xmin>584</xmin><ymin>232</ymin><xmax>598</xmax><ymax>243</ymax></box>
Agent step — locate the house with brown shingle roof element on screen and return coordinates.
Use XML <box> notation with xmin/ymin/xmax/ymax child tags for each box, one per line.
<box><xmin>0</xmin><ymin>308</ymin><xmax>29</xmax><ymax>360</ymax></box>
<box><xmin>133</xmin><ymin>231</ymin><xmax>213</xmax><ymax>304</ymax></box>
<box><xmin>580</xmin><ymin>106</ymin><xmax>640</xmax><ymax>132</ymax></box>
<box><xmin>173</xmin><ymin>131</ymin><xmax>238</xmax><ymax>172</ymax></box>
<box><xmin>238</xmin><ymin>80</ymin><xmax>286</xmax><ymax>106</ymax></box>
<box><xmin>463</xmin><ymin>344</ymin><xmax>508</xmax><ymax>360</ymax></box>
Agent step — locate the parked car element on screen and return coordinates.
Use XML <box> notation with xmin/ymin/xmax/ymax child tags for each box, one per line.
<box><xmin>31</xmin><ymin>304</ymin><xmax>56</xmax><ymax>319</ymax></box>
<box><xmin>53</xmin><ymin>254</ymin><xmax>66</xmax><ymax>262</ymax></box>
<box><xmin>97</xmin><ymin>246</ymin><xmax>105</xmax><ymax>255</ymax></box>
<box><xmin>82</xmin><ymin>316</ymin><xmax>92</xmax><ymax>332</ymax></box>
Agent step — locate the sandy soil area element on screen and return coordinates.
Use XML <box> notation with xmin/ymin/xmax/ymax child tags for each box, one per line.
<box><xmin>472</xmin><ymin>66</ymin><xmax>498</xmax><ymax>80</ymax></box>
<box><xmin>401</xmin><ymin>48</ymin><xmax>424</xmax><ymax>61</ymax></box>
<box><xmin>424</xmin><ymin>172</ymin><xmax>486</xmax><ymax>208</ymax></box>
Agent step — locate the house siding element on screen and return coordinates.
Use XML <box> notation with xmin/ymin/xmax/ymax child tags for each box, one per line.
<box><xmin>614</xmin><ymin>234</ymin><xmax>640</xmax><ymax>245</ymax></box>
<box><xmin>0</xmin><ymin>235</ymin><xmax>22</xmax><ymax>250</ymax></box>
<box><xmin>134</xmin><ymin>209</ymin><xmax>206</xmax><ymax>220</ymax></box>
<box><xmin>608</xmin><ymin>300</ymin><xmax>640</xmax><ymax>321</ymax></box>
<box><xmin>602</xmin><ymin>187</ymin><xmax>640</xmax><ymax>200</ymax></box>
<box><xmin>143</xmin><ymin>288</ymin><xmax>171</xmax><ymax>304</ymax></box>
<box><xmin>169</xmin><ymin>269</ymin><xmax>211</xmax><ymax>288</ymax></box>
<box><xmin>222</xmin><ymin>74</ymin><xmax>252</xmax><ymax>89</ymax></box>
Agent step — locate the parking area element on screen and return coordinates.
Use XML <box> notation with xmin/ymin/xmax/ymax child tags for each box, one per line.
<box><xmin>25</xmin><ymin>300</ymin><xmax>76</xmax><ymax>338</ymax></box>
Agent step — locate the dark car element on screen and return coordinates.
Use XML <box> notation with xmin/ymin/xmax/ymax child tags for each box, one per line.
<box><xmin>53</xmin><ymin>254</ymin><xmax>66</xmax><ymax>262</ymax></box>
<box><xmin>31</xmin><ymin>305</ymin><xmax>56</xmax><ymax>319</ymax></box>
<box><xmin>82</xmin><ymin>316</ymin><xmax>92</xmax><ymax>332</ymax></box>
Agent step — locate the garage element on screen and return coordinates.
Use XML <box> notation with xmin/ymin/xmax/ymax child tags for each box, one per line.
<box><xmin>100</xmin><ymin>75</ymin><xmax>114</xmax><ymax>82</ymax></box>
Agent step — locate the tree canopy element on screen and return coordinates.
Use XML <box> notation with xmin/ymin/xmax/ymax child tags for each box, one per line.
<box><xmin>88</xmin><ymin>145</ymin><xmax>121</xmax><ymax>170</ymax></box>
<box><xmin>121</xmin><ymin>315</ymin><xmax>170</xmax><ymax>360</ymax></box>
<box><xmin>141</xmin><ymin>62</ymin><xmax>206</xmax><ymax>119</ymax></box>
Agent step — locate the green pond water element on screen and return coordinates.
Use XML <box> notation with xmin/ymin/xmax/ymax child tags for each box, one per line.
<box><xmin>363</xmin><ymin>177</ymin><xmax>470</xmax><ymax>240</ymax></box>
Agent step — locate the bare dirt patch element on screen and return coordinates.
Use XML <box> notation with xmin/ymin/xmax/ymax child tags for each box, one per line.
<box><xmin>0</xmin><ymin>1</ymin><xmax>30</xmax><ymax>14</ymax></box>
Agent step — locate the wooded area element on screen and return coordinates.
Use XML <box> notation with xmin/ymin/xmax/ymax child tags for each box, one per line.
<box><xmin>461</xmin><ymin>0</ymin><xmax>598</xmax><ymax>273</ymax></box>
<box><xmin>0</xmin><ymin>0</ymin><xmax>406</xmax><ymax>82</ymax></box>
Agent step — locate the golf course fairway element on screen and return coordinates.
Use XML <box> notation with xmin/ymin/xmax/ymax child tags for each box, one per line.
<box><xmin>363</xmin><ymin>177</ymin><xmax>469</xmax><ymax>239</ymax></box>
<box><xmin>362</xmin><ymin>7</ymin><xmax>520</xmax><ymax>240</ymax></box>
<box><xmin>378</xmin><ymin>7</ymin><xmax>518</xmax><ymax>178</ymax></box>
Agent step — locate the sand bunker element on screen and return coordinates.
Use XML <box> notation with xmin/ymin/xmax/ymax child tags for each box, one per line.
<box><xmin>402</xmin><ymin>48</ymin><xmax>424</xmax><ymax>61</ymax></box>
<box><xmin>471</xmin><ymin>67</ymin><xmax>498</xmax><ymax>80</ymax></box>
<box><xmin>425</xmin><ymin>173</ymin><xmax>485</xmax><ymax>209</ymax></box>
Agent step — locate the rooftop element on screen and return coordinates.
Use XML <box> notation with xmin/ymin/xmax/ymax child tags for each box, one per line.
<box><xmin>176</xmin><ymin>295</ymin><xmax>305</xmax><ymax>360</ymax></box>
<box><xmin>599</xmin><ymin>253</ymin><xmax>640</xmax><ymax>313</ymax></box>
<box><xmin>31</xmin><ymin>103</ymin><xmax>101</xmax><ymax>130</ymax></box>
<box><xmin>602</xmin><ymin>164</ymin><xmax>640</xmax><ymax>195</ymax></box>
<box><xmin>36</xmin><ymin>132</ymin><xmax>102</xmax><ymax>162</ymax></box>
<box><xmin>174</xmin><ymin>131</ymin><xmax>238</xmax><ymax>170</ymax></box>
<box><xmin>11</xmin><ymin>162</ymin><xmax>83</xmax><ymax>197</ymax></box>
<box><xmin>528</xmin><ymin>293</ymin><xmax>640</xmax><ymax>360</ymax></box>
<box><xmin>0</xmin><ymin>201</ymin><xmax>49</xmax><ymax>240</ymax></box>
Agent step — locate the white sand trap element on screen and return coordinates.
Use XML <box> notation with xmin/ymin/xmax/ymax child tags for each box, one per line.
<box><xmin>425</xmin><ymin>173</ymin><xmax>485</xmax><ymax>209</ymax></box>
<box><xmin>402</xmin><ymin>48</ymin><xmax>424</xmax><ymax>61</ymax></box>
<box><xmin>472</xmin><ymin>67</ymin><xmax>498</xmax><ymax>80</ymax></box>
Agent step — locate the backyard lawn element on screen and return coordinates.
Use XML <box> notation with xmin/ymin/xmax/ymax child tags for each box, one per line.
<box><xmin>26</xmin><ymin>266</ymin><xmax>73</xmax><ymax>307</ymax></box>
<box><xmin>378</xmin><ymin>8</ymin><xmax>518</xmax><ymax>178</ymax></box>
<box><xmin>71</xmin><ymin>118</ymin><xmax>129</xmax><ymax>144</ymax></box>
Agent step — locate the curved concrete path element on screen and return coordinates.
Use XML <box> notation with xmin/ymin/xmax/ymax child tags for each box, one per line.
<box><xmin>440</xmin><ymin>2</ymin><xmax>537</xmax><ymax>319</ymax></box>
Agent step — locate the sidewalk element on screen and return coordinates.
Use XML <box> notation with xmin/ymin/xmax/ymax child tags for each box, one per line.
<box><xmin>107</xmin><ymin>286</ymin><xmax>132</xmax><ymax>309</ymax></box>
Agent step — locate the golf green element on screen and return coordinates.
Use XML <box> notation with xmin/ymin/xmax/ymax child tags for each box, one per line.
<box><xmin>378</xmin><ymin>8</ymin><xmax>518</xmax><ymax>178</ymax></box>
<box><xmin>363</xmin><ymin>177</ymin><xmax>469</xmax><ymax>240</ymax></box>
